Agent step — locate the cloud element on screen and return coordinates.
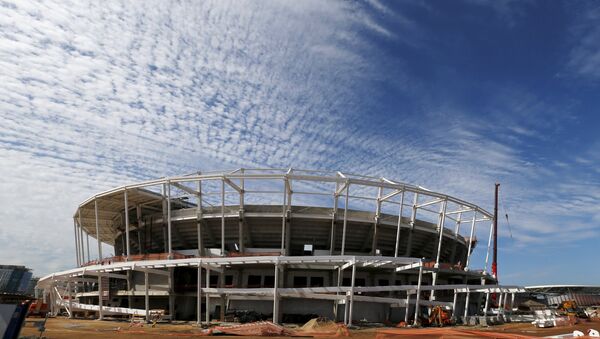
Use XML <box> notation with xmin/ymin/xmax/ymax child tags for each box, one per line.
<box><xmin>0</xmin><ymin>0</ymin><xmax>598</xmax><ymax>282</ymax></box>
<box><xmin>566</xmin><ymin>3</ymin><xmax>600</xmax><ymax>79</ymax></box>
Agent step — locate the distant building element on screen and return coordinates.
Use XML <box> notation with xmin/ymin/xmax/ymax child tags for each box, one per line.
<box><xmin>0</xmin><ymin>265</ymin><xmax>33</xmax><ymax>295</ymax></box>
<box><xmin>26</xmin><ymin>277</ymin><xmax>41</xmax><ymax>298</ymax></box>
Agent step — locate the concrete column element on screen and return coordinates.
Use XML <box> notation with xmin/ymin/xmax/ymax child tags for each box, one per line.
<box><xmin>413</xmin><ymin>263</ymin><xmax>423</xmax><ymax>326</ymax></box>
<box><xmin>98</xmin><ymin>273</ymin><xmax>104</xmax><ymax>320</ymax></box>
<box><xmin>127</xmin><ymin>271</ymin><xmax>132</xmax><ymax>309</ymax></box>
<box><xmin>430</xmin><ymin>272</ymin><xmax>438</xmax><ymax>301</ymax></box>
<box><xmin>144</xmin><ymin>271</ymin><xmax>149</xmax><ymax>323</ymax></box>
<box><xmin>404</xmin><ymin>293</ymin><xmax>411</xmax><ymax>323</ymax></box>
<box><xmin>484</xmin><ymin>291</ymin><xmax>490</xmax><ymax>316</ymax></box>
<box><xmin>219</xmin><ymin>271</ymin><xmax>225</xmax><ymax>321</ymax></box>
<box><xmin>452</xmin><ymin>290</ymin><xmax>458</xmax><ymax>320</ymax></box>
<box><xmin>510</xmin><ymin>293</ymin><xmax>515</xmax><ymax>314</ymax></box>
<box><xmin>197</xmin><ymin>265</ymin><xmax>202</xmax><ymax>325</ymax></box>
<box><xmin>205</xmin><ymin>268</ymin><xmax>210</xmax><ymax>323</ymax></box>
<box><xmin>463</xmin><ymin>289</ymin><xmax>471</xmax><ymax>319</ymax></box>
<box><xmin>273</xmin><ymin>263</ymin><xmax>280</xmax><ymax>324</ymax></box>
<box><xmin>67</xmin><ymin>281</ymin><xmax>72</xmax><ymax>319</ymax></box>
<box><xmin>333</xmin><ymin>268</ymin><xmax>341</xmax><ymax>321</ymax></box>
<box><xmin>169</xmin><ymin>267</ymin><xmax>175</xmax><ymax>321</ymax></box>
<box><xmin>348</xmin><ymin>262</ymin><xmax>356</xmax><ymax>326</ymax></box>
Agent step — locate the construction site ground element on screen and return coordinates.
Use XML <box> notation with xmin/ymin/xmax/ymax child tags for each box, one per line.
<box><xmin>19</xmin><ymin>317</ymin><xmax>600</xmax><ymax>338</ymax></box>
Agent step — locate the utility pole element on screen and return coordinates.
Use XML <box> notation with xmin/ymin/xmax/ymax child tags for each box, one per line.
<box><xmin>492</xmin><ymin>183</ymin><xmax>499</xmax><ymax>280</ymax></box>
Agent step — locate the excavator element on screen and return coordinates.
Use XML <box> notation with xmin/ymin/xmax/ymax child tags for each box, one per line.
<box><xmin>557</xmin><ymin>300</ymin><xmax>588</xmax><ymax>319</ymax></box>
<box><xmin>427</xmin><ymin>306</ymin><xmax>453</xmax><ymax>327</ymax></box>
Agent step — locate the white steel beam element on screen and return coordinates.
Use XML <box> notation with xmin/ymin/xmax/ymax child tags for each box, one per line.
<box><xmin>223</xmin><ymin>178</ymin><xmax>243</xmax><ymax>193</ymax></box>
<box><xmin>416</xmin><ymin>198</ymin><xmax>444</xmax><ymax>209</ymax></box>
<box><xmin>171</xmin><ymin>182</ymin><xmax>199</xmax><ymax>196</ymax></box>
<box><xmin>394</xmin><ymin>191</ymin><xmax>405</xmax><ymax>257</ymax></box>
<box><xmin>465</xmin><ymin>211</ymin><xmax>477</xmax><ymax>270</ymax></box>
<box><xmin>395</xmin><ymin>262</ymin><xmax>421</xmax><ymax>272</ymax></box>
<box><xmin>124</xmin><ymin>189</ymin><xmax>130</xmax><ymax>260</ymax></box>
<box><xmin>434</xmin><ymin>199</ymin><xmax>448</xmax><ymax>267</ymax></box>
<box><xmin>341</xmin><ymin>183</ymin><xmax>350</xmax><ymax>255</ymax></box>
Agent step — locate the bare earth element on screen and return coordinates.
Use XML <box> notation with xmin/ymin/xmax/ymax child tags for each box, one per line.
<box><xmin>19</xmin><ymin>317</ymin><xmax>600</xmax><ymax>338</ymax></box>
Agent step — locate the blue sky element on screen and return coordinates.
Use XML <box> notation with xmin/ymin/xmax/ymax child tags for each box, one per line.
<box><xmin>0</xmin><ymin>0</ymin><xmax>599</xmax><ymax>285</ymax></box>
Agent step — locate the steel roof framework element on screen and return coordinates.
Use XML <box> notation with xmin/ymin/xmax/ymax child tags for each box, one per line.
<box><xmin>72</xmin><ymin>168</ymin><xmax>496</xmax><ymax>273</ymax></box>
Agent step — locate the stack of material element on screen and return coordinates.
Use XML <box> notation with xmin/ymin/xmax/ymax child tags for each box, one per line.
<box><xmin>533</xmin><ymin>310</ymin><xmax>557</xmax><ymax>328</ymax></box>
<box><xmin>532</xmin><ymin>310</ymin><xmax>578</xmax><ymax>328</ymax></box>
<box><xmin>213</xmin><ymin>322</ymin><xmax>294</xmax><ymax>336</ymax></box>
<box><xmin>297</xmin><ymin>318</ymin><xmax>350</xmax><ymax>337</ymax></box>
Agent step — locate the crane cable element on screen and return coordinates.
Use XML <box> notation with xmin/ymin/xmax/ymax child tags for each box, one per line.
<box><xmin>500</xmin><ymin>194</ymin><xmax>514</xmax><ymax>240</ymax></box>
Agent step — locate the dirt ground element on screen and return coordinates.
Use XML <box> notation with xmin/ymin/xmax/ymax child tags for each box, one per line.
<box><xmin>19</xmin><ymin>317</ymin><xmax>600</xmax><ymax>339</ymax></box>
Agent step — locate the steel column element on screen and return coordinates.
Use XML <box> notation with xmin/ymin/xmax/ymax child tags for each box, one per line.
<box><xmin>124</xmin><ymin>189</ymin><xmax>130</xmax><ymax>260</ymax></box>
<box><xmin>341</xmin><ymin>183</ymin><xmax>350</xmax><ymax>255</ymax></box>
<box><xmin>404</xmin><ymin>293</ymin><xmax>411</xmax><ymax>323</ymax></box>
<box><xmin>483</xmin><ymin>291</ymin><xmax>490</xmax><ymax>316</ymax></box>
<box><xmin>98</xmin><ymin>273</ymin><xmax>104</xmax><ymax>320</ymax></box>
<box><xmin>434</xmin><ymin>199</ymin><xmax>448</xmax><ymax>267</ymax></box>
<box><xmin>95</xmin><ymin>199</ymin><xmax>102</xmax><ymax>260</ymax></box>
<box><xmin>197</xmin><ymin>179</ymin><xmax>203</xmax><ymax>257</ymax></box>
<box><xmin>348</xmin><ymin>261</ymin><xmax>356</xmax><ymax>325</ymax></box>
<box><xmin>197</xmin><ymin>264</ymin><xmax>202</xmax><ymax>325</ymax></box>
<box><xmin>167</xmin><ymin>183</ymin><xmax>172</xmax><ymax>257</ymax></box>
<box><xmin>413</xmin><ymin>263</ymin><xmax>423</xmax><ymax>326</ymax></box>
<box><xmin>281</xmin><ymin>180</ymin><xmax>287</xmax><ymax>254</ymax></box>
<box><xmin>221</xmin><ymin>179</ymin><xmax>225</xmax><ymax>256</ymax></box>
<box><xmin>273</xmin><ymin>262</ymin><xmax>280</xmax><ymax>324</ymax></box>
<box><xmin>406</xmin><ymin>193</ymin><xmax>419</xmax><ymax>256</ymax></box>
<box><xmin>465</xmin><ymin>211</ymin><xmax>477</xmax><ymax>270</ymax></box>
<box><xmin>73</xmin><ymin>219</ymin><xmax>80</xmax><ymax>267</ymax></box>
<box><xmin>394</xmin><ymin>191</ymin><xmax>405</xmax><ymax>257</ymax></box>
<box><xmin>452</xmin><ymin>290</ymin><xmax>458</xmax><ymax>318</ymax></box>
<box><xmin>463</xmin><ymin>289</ymin><xmax>471</xmax><ymax>319</ymax></box>
<box><xmin>78</xmin><ymin>210</ymin><xmax>85</xmax><ymax>265</ymax></box>
<box><xmin>144</xmin><ymin>271</ymin><xmax>149</xmax><ymax>323</ymax></box>
<box><xmin>484</xmin><ymin>221</ymin><xmax>494</xmax><ymax>274</ymax></box>
<box><xmin>205</xmin><ymin>268</ymin><xmax>210</xmax><ymax>323</ymax></box>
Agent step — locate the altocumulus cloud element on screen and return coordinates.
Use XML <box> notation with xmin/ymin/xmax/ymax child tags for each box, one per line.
<box><xmin>0</xmin><ymin>0</ymin><xmax>598</xmax><ymax>280</ymax></box>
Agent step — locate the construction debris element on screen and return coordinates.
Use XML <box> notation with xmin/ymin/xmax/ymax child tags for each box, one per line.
<box><xmin>376</xmin><ymin>328</ymin><xmax>537</xmax><ymax>338</ymax></box>
<box><xmin>298</xmin><ymin>317</ymin><xmax>350</xmax><ymax>337</ymax></box>
<box><xmin>213</xmin><ymin>321</ymin><xmax>294</xmax><ymax>336</ymax></box>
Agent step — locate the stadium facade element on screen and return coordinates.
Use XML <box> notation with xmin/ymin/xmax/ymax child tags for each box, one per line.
<box><xmin>38</xmin><ymin>169</ymin><xmax>523</xmax><ymax>324</ymax></box>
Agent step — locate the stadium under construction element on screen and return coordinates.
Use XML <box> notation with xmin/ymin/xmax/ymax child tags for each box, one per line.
<box><xmin>37</xmin><ymin>168</ymin><xmax>525</xmax><ymax>325</ymax></box>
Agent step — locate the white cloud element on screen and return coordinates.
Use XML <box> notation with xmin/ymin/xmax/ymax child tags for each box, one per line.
<box><xmin>0</xmin><ymin>0</ymin><xmax>598</xmax><ymax>283</ymax></box>
<box><xmin>566</xmin><ymin>3</ymin><xmax>600</xmax><ymax>79</ymax></box>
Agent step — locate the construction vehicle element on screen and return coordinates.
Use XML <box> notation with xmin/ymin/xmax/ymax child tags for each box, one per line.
<box><xmin>427</xmin><ymin>306</ymin><xmax>453</xmax><ymax>327</ymax></box>
<box><xmin>557</xmin><ymin>300</ymin><xmax>588</xmax><ymax>319</ymax></box>
<box><xmin>27</xmin><ymin>300</ymin><xmax>48</xmax><ymax>317</ymax></box>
